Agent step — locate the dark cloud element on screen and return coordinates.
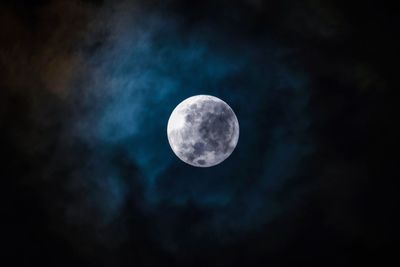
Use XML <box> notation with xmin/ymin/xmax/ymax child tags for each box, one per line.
<box><xmin>1</xmin><ymin>0</ymin><xmax>397</xmax><ymax>266</ymax></box>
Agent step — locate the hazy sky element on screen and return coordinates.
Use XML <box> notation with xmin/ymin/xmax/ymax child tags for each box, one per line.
<box><xmin>1</xmin><ymin>1</ymin><xmax>397</xmax><ymax>266</ymax></box>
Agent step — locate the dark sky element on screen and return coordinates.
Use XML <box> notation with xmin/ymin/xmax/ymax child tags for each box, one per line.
<box><xmin>1</xmin><ymin>0</ymin><xmax>397</xmax><ymax>266</ymax></box>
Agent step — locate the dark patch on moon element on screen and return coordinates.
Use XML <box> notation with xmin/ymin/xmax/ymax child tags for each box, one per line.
<box><xmin>193</xmin><ymin>142</ymin><xmax>206</xmax><ymax>157</ymax></box>
<box><xmin>198</xmin><ymin>105</ymin><xmax>234</xmax><ymax>154</ymax></box>
<box><xmin>185</xmin><ymin>114</ymin><xmax>194</xmax><ymax>124</ymax></box>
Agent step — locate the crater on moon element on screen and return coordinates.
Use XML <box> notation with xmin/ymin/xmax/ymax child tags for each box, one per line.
<box><xmin>167</xmin><ymin>95</ymin><xmax>239</xmax><ymax>167</ymax></box>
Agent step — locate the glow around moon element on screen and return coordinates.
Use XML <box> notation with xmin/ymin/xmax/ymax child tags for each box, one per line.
<box><xmin>167</xmin><ymin>95</ymin><xmax>239</xmax><ymax>167</ymax></box>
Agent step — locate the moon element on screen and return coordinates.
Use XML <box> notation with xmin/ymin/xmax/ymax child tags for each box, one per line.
<box><xmin>167</xmin><ymin>95</ymin><xmax>239</xmax><ymax>167</ymax></box>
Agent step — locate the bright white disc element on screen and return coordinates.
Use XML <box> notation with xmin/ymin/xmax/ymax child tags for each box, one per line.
<box><xmin>167</xmin><ymin>95</ymin><xmax>239</xmax><ymax>167</ymax></box>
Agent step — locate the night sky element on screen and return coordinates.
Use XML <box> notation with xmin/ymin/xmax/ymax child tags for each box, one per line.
<box><xmin>1</xmin><ymin>0</ymin><xmax>397</xmax><ymax>266</ymax></box>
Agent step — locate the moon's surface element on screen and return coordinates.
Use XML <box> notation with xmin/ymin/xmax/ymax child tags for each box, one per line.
<box><xmin>167</xmin><ymin>95</ymin><xmax>239</xmax><ymax>167</ymax></box>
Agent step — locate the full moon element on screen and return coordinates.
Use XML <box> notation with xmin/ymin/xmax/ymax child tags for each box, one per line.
<box><xmin>167</xmin><ymin>95</ymin><xmax>239</xmax><ymax>167</ymax></box>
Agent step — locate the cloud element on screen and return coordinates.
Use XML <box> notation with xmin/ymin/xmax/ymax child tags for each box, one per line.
<box><xmin>2</xmin><ymin>0</ymin><xmax>314</xmax><ymax>260</ymax></box>
<box><xmin>53</xmin><ymin>0</ymin><xmax>314</xmax><ymax>252</ymax></box>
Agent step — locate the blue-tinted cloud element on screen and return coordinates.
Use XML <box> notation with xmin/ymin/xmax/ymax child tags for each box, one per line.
<box><xmin>65</xmin><ymin>2</ymin><xmax>313</xmax><ymax>250</ymax></box>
